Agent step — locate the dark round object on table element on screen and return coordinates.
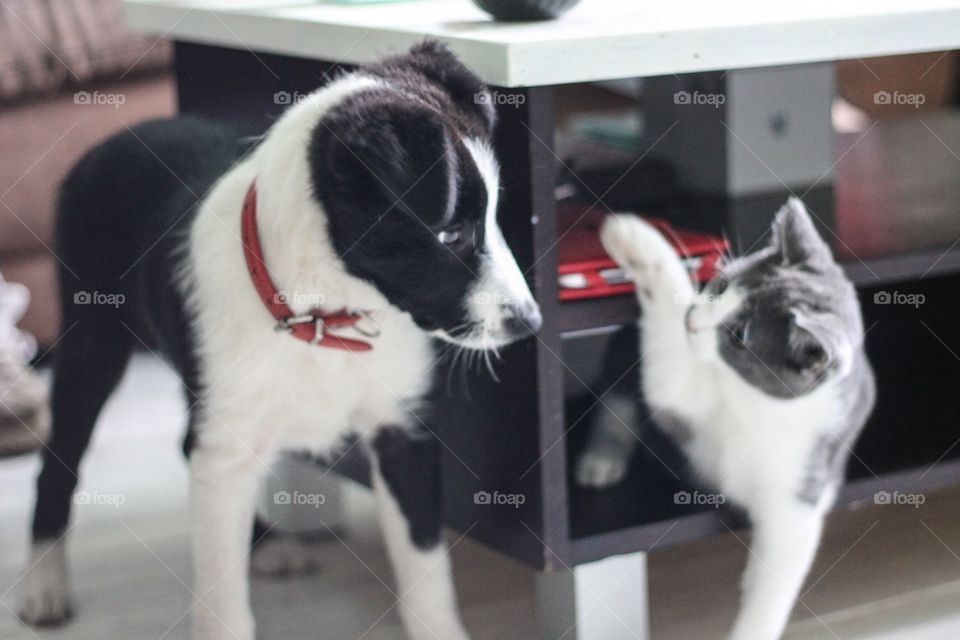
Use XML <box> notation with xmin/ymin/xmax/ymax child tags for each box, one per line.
<box><xmin>473</xmin><ymin>0</ymin><xmax>581</xmax><ymax>22</ymax></box>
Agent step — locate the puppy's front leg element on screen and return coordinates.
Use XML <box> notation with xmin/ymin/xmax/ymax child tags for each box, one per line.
<box><xmin>370</xmin><ymin>426</ymin><xmax>470</xmax><ymax>640</ymax></box>
<box><xmin>190</xmin><ymin>437</ymin><xmax>267</xmax><ymax>640</ymax></box>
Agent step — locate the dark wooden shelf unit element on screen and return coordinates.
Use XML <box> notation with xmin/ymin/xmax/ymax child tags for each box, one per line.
<box><xmin>175</xmin><ymin>44</ymin><xmax>960</xmax><ymax>573</ymax></box>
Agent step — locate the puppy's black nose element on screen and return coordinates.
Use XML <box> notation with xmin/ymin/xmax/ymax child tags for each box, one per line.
<box><xmin>502</xmin><ymin>301</ymin><xmax>542</xmax><ymax>338</ymax></box>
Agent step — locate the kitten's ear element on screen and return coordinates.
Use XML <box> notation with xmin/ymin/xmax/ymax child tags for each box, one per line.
<box><xmin>790</xmin><ymin>311</ymin><xmax>852</xmax><ymax>378</ymax></box>
<box><xmin>771</xmin><ymin>198</ymin><xmax>833</xmax><ymax>267</ymax></box>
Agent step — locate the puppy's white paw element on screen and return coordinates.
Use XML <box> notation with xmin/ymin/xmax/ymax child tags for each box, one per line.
<box><xmin>600</xmin><ymin>215</ymin><xmax>682</xmax><ymax>299</ymax></box>
<box><xmin>250</xmin><ymin>537</ymin><xmax>324</xmax><ymax>578</ymax></box>
<box><xmin>16</xmin><ymin>539</ymin><xmax>73</xmax><ymax>627</ymax></box>
<box><xmin>575</xmin><ymin>449</ymin><xmax>630</xmax><ymax>489</ymax></box>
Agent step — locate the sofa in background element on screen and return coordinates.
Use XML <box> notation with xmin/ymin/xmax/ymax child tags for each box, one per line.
<box><xmin>0</xmin><ymin>0</ymin><xmax>174</xmax><ymax>349</ymax></box>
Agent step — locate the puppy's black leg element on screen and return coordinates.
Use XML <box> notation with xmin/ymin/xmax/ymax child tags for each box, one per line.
<box><xmin>370</xmin><ymin>426</ymin><xmax>469</xmax><ymax>640</ymax></box>
<box><xmin>19</xmin><ymin>321</ymin><xmax>132</xmax><ymax>627</ymax></box>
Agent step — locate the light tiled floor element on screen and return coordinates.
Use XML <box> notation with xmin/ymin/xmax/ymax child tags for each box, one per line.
<box><xmin>1</xmin><ymin>354</ymin><xmax>959</xmax><ymax>639</ymax></box>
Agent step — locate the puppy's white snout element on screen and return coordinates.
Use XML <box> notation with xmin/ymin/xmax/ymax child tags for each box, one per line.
<box><xmin>501</xmin><ymin>300</ymin><xmax>542</xmax><ymax>338</ymax></box>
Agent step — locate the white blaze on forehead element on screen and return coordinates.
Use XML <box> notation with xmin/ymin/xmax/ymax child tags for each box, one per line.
<box><xmin>462</xmin><ymin>137</ymin><xmax>534</xmax><ymax>320</ymax></box>
<box><xmin>461</xmin><ymin>138</ymin><xmax>500</xmax><ymax>249</ymax></box>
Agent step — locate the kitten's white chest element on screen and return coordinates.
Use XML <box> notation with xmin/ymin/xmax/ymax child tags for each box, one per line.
<box><xmin>671</xmin><ymin>364</ymin><xmax>841</xmax><ymax>508</ymax></box>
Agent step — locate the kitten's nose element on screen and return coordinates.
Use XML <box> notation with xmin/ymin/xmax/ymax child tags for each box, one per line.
<box><xmin>502</xmin><ymin>301</ymin><xmax>542</xmax><ymax>338</ymax></box>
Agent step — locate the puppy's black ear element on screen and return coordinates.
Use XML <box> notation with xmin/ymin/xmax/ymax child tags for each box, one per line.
<box><xmin>311</xmin><ymin>101</ymin><xmax>457</xmax><ymax>227</ymax></box>
<box><xmin>399</xmin><ymin>40</ymin><xmax>496</xmax><ymax>131</ymax></box>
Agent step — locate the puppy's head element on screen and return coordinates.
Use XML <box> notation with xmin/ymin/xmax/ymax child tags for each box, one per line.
<box><xmin>309</xmin><ymin>41</ymin><xmax>541</xmax><ymax>349</ymax></box>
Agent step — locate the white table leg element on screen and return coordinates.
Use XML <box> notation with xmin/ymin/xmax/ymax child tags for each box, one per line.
<box><xmin>537</xmin><ymin>552</ymin><xmax>650</xmax><ymax>640</ymax></box>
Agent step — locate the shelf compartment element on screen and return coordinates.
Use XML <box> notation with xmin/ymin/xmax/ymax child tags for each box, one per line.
<box><xmin>562</xmin><ymin>273</ymin><xmax>960</xmax><ymax>562</ymax></box>
<box><xmin>558</xmin><ymin>109</ymin><xmax>960</xmax><ymax>334</ymax></box>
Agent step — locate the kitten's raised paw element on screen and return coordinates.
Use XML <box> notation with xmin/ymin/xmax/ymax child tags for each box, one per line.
<box><xmin>575</xmin><ymin>449</ymin><xmax>630</xmax><ymax>489</ymax></box>
<box><xmin>600</xmin><ymin>215</ymin><xmax>678</xmax><ymax>298</ymax></box>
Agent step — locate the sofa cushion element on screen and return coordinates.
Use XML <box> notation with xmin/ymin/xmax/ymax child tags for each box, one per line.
<box><xmin>0</xmin><ymin>0</ymin><xmax>171</xmax><ymax>103</ymax></box>
<box><xmin>0</xmin><ymin>72</ymin><xmax>175</xmax><ymax>261</ymax></box>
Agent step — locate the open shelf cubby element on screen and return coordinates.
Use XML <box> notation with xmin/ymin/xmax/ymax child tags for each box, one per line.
<box><xmin>560</xmin><ymin>110</ymin><xmax>960</xmax><ymax>333</ymax></box>
<box><xmin>561</xmin><ymin>275</ymin><xmax>960</xmax><ymax>564</ymax></box>
<box><xmin>551</xmin><ymin>110</ymin><xmax>960</xmax><ymax>564</ymax></box>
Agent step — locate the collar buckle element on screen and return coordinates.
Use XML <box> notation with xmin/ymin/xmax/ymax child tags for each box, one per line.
<box><xmin>244</xmin><ymin>181</ymin><xmax>374</xmax><ymax>352</ymax></box>
<box><xmin>353</xmin><ymin>311</ymin><xmax>381</xmax><ymax>338</ymax></box>
<box><xmin>273</xmin><ymin>314</ymin><xmax>316</xmax><ymax>333</ymax></box>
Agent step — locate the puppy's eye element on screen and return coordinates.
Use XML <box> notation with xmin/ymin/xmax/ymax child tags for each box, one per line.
<box><xmin>437</xmin><ymin>228</ymin><xmax>463</xmax><ymax>246</ymax></box>
<box><xmin>729</xmin><ymin>321</ymin><xmax>749</xmax><ymax>348</ymax></box>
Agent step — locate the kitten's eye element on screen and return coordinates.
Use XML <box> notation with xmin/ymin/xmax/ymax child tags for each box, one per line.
<box><xmin>729</xmin><ymin>321</ymin><xmax>749</xmax><ymax>348</ymax></box>
<box><xmin>714</xmin><ymin>276</ymin><xmax>729</xmax><ymax>295</ymax></box>
<box><xmin>437</xmin><ymin>228</ymin><xmax>463</xmax><ymax>246</ymax></box>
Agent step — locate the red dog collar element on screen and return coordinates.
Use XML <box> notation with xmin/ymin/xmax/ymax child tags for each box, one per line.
<box><xmin>240</xmin><ymin>182</ymin><xmax>375</xmax><ymax>352</ymax></box>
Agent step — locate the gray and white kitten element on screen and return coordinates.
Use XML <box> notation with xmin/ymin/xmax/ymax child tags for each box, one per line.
<box><xmin>575</xmin><ymin>198</ymin><xmax>875</xmax><ymax>640</ymax></box>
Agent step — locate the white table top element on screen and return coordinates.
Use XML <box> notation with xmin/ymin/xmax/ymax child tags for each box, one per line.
<box><xmin>124</xmin><ymin>0</ymin><xmax>960</xmax><ymax>86</ymax></box>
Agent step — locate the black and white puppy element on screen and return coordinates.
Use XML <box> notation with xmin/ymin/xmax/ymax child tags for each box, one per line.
<box><xmin>17</xmin><ymin>41</ymin><xmax>540</xmax><ymax>640</ymax></box>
